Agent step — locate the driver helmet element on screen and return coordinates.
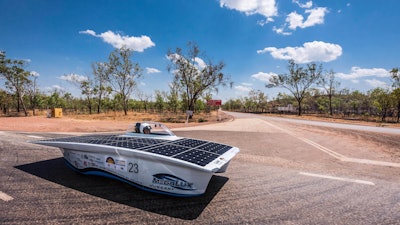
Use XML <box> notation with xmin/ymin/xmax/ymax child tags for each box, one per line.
<box><xmin>140</xmin><ymin>123</ymin><xmax>152</xmax><ymax>134</ymax></box>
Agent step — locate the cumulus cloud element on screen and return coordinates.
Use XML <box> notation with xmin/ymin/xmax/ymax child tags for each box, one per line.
<box><xmin>251</xmin><ymin>72</ymin><xmax>277</xmax><ymax>83</ymax></box>
<box><xmin>241</xmin><ymin>82</ymin><xmax>253</xmax><ymax>86</ymax></box>
<box><xmin>59</xmin><ymin>73</ymin><xmax>88</xmax><ymax>83</ymax></box>
<box><xmin>145</xmin><ymin>67</ymin><xmax>161</xmax><ymax>74</ymax></box>
<box><xmin>286</xmin><ymin>7</ymin><xmax>328</xmax><ymax>30</ymax></box>
<box><xmin>166</xmin><ymin>54</ymin><xmax>207</xmax><ymax>71</ymax></box>
<box><xmin>45</xmin><ymin>85</ymin><xmax>65</xmax><ymax>93</ymax></box>
<box><xmin>234</xmin><ymin>85</ymin><xmax>252</xmax><ymax>92</ymax></box>
<box><xmin>257</xmin><ymin>41</ymin><xmax>342</xmax><ymax>63</ymax></box>
<box><xmin>219</xmin><ymin>0</ymin><xmax>328</xmax><ymax>35</ymax></box>
<box><xmin>336</xmin><ymin>67</ymin><xmax>389</xmax><ymax>80</ymax></box>
<box><xmin>365</xmin><ymin>79</ymin><xmax>389</xmax><ymax>89</ymax></box>
<box><xmin>292</xmin><ymin>0</ymin><xmax>313</xmax><ymax>9</ymax></box>
<box><xmin>79</xmin><ymin>30</ymin><xmax>155</xmax><ymax>52</ymax></box>
<box><xmin>272</xmin><ymin>26</ymin><xmax>292</xmax><ymax>35</ymax></box>
<box><xmin>219</xmin><ymin>0</ymin><xmax>278</xmax><ymax>24</ymax></box>
<box><xmin>30</xmin><ymin>71</ymin><xmax>40</xmax><ymax>77</ymax></box>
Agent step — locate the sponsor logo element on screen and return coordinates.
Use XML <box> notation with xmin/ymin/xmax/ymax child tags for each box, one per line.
<box><xmin>152</xmin><ymin>174</ymin><xmax>195</xmax><ymax>191</ymax></box>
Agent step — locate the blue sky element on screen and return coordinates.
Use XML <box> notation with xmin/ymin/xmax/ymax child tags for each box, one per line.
<box><xmin>1</xmin><ymin>0</ymin><xmax>399</xmax><ymax>102</ymax></box>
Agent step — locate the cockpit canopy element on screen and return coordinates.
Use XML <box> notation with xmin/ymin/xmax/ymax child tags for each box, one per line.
<box><xmin>126</xmin><ymin>121</ymin><xmax>176</xmax><ymax>136</ymax></box>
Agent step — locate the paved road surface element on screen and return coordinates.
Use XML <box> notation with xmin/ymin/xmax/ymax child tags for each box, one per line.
<box><xmin>1</xmin><ymin>112</ymin><xmax>400</xmax><ymax>224</ymax></box>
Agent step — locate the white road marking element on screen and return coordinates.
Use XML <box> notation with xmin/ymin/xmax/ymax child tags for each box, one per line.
<box><xmin>299</xmin><ymin>172</ymin><xmax>375</xmax><ymax>186</ymax></box>
<box><xmin>0</xmin><ymin>191</ymin><xmax>14</xmax><ymax>201</ymax></box>
<box><xmin>26</xmin><ymin>135</ymin><xmax>44</xmax><ymax>139</ymax></box>
<box><xmin>262</xmin><ymin>120</ymin><xmax>400</xmax><ymax>168</ymax></box>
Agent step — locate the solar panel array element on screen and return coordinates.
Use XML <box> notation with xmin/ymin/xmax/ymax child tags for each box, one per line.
<box><xmin>39</xmin><ymin>135</ymin><xmax>233</xmax><ymax>167</ymax></box>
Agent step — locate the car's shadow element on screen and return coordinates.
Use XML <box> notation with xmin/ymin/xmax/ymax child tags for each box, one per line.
<box><xmin>15</xmin><ymin>157</ymin><xmax>228</xmax><ymax>220</ymax></box>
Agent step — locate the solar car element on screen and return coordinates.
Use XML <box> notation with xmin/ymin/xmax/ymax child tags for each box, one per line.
<box><xmin>32</xmin><ymin>121</ymin><xmax>239</xmax><ymax>196</ymax></box>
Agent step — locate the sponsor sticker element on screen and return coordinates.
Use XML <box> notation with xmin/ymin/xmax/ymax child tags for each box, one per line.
<box><xmin>151</xmin><ymin>174</ymin><xmax>195</xmax><ymax>191</ymax></box>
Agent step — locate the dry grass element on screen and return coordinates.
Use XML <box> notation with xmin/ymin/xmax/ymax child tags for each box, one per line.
<box><xmin>67</xmin><ymin>110</ymin><xmax>228</xmax><ymax>124</ymax></box>
<box><xmin>264</xmin><ymin>113</ymin><xmax>400</xmax><ymax>128</ymax></box>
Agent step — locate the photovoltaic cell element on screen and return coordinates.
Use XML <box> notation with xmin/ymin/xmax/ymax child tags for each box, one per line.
<box><xmin>146</xmin><ymin>145</ymin><xmax>190</xmax><ymax>157</ymax></box>
<box><xmin>197</xmin><ymin>142</ymin><xmax>231</xmax><ymax>155</ymax></box>
<box><xmin>173</xmin><ymin>149</ymin><xmax>219</xmax><ymax>166</ymax></box>
<box><xmin>170</xmin><ymin>138</ymin><xmax>208</xmax><ymax>148</ymax></box>
<box><xmin>38</xmin><ymin>134</ymin><xmax>233</xmax><ymax>167</ymax></box>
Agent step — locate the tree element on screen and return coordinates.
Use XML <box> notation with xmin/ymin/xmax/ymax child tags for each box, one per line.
<box><xmin>391</xmin><ymin>88</ymin><xmax>400</xmax><ymax>122</ymax></box>
<box><xmin>0</xmin><ymin>51</ymin><xmax>32</xmax><ymax>116</ymax></box>
<box><xmin>92</xmin><ymin>62</ymin><xmax>112</xmax><ymax>114</ymax></box>
<box><xmin>248</xmin><ymin>89</ymin><xmax>268</xmax><ymax>112</ymax></box>
<box><xmin>167</xmin><ymin>42</ymin><xmax>231</xmax><ymax>118</ymax></box>
<box><xmin>27</xmin><ymin>72</ymin><xmax>41</xmax><ymax>116</ymax></box>
<box><xmin>64</xmin><ymin>74</ymin><xmax>94</xmax><ymax>114</ymax></box>
<box><xmin>390</xmin><ymin>67</ymin><xmax>399</xmax><ymax>87</ymax></box>
<box><xmin>390</xmin><ymin>68</ymin><xmax>400</xmax><ymax>122</ymax></box>
<box><xmin>166</xmin><ymin>82</ymin><xmax>180</xmax><ymax>113</ymax></box>
<box><xmin>107</xmin><ymin>48</ymin><xmax>142</xmax><ymax>115</ymax></box>
<box><xmin>319</xmin><ymin>70</ymin><xmax>340</xmax><ymax>116</ymax></box>
<box><xmin>267</xmin><ymin>60</ymin><xmax>322</xmax><ymax>116</ymax></box>
<box><xmin>369</xmin><ymin>88</ymin><xmax>392</xmax><ymax>122</ymax></box>
<box><xmin>154</xmin><ymin>90</ymin><xmax>166</xmax><ymax>113</ymax></box>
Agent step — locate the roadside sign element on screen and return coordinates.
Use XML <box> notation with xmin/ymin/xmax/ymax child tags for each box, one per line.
<box><xmin>207</xmin><ymin>100</ymin><xmax>222</xmax><ymax>106</ymax></box>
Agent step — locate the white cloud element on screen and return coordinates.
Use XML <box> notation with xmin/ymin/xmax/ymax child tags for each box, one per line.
<box><xmin>336</xmin><ymin>67</ymin><xmax>389</xmax><ymax>80</ymax></box>
<box><xmin>30</xmin><ymin>71</ymin><xmax>39</xmax><ymax>77</ymax></box>
<box><xmin>257</xmin><ymin>41</ymin><xmax>342</xmax><ymax>63</ymax></box>
<box><xmin>292</xmin><ymin>0</ymin><xmax>313</xmax><ymax>9</ymax></box>
<box><xmin>79</xmin><ymin>30</ymin><xmax>155</xmax><ymax>52</ymax></box>
<box><xmin>365</xmin><ymin>79</ymin><xmax>389</xmax><ymax>89</ymax></box>
<box><xmin>194</xmin><ymin>57</ymin><xmax>207</xmax><ymax>69</ymax></box>
<box><xmin>45</xmin><ymin>85</ymin><xmax>65</xmax><ymax>93</ymax></box>
<box><xmin>145</xmin><ymin>67</ymin><xmax>161</xmax><ymax>74</ymax></box>
<box><xmin>59</xmin><ymin>73</ymin><xmax>88</xmax><ymax>83</ymax></box>
<box><xmin>234</xmin><ymin>85</ymin><xmax>252</xmax><ymax>92</ymax></box>
<box><xmin>251</xmin><ymin>72</ymin><xmax>277</xmax><ymax>83</ymax></box>
<box><xmin>167</xmin><ymin>53</ymin><xmax>207</xmax><ymax>71</ymax></box>
<box><xmin>286</xmin><ymin>7</ymin><xmax>328</xmax><ymax>30</ymax></box>
<box><xmin>219</xmin><ymin>0</ymin><xmax>278</xmax><ymax>24</ymax></box>
<box><xmin>241</xmin><ymin>82</ymin><xmax>253</xmax><ymax>86</ymax></box>
<box><xmin>272</xmin><ymin>26</ymin><xmax>292</xmax><ymax>35</ymax></box>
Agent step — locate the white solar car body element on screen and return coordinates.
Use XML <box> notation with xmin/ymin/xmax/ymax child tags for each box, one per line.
<box><xmin>32</xmin><ymin>122</ymin><xmax>239</xmax><ymax>197</ymax></box>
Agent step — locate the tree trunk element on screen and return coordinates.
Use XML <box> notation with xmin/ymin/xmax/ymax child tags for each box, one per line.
<box><xmin>397</xmin><ymin>101</ymin><xmax>400</xmax><ymax>123</ymax></box>
<box><xmin>19</xmin><ymin>95</ymin><xmax>28</xmax><ymax>116</ymax></box>
<box><xmin>329</xmin><ymin>94</ymin><xmax>333</xmax><ymax>116</ymax></box>
<box><xmin>297</xmin><ymin>99</ymin><xmax>302</xmax><ymax>116</ymax></box>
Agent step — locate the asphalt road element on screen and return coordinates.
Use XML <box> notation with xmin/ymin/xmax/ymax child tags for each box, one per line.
<box><xmin>1</xmin><ymin>112</ymin><xmax>400</xmax><ymax>224</ymax></box>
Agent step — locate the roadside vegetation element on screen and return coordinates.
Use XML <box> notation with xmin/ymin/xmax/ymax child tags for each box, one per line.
<box><xmin>1</xmin><ymin>47</ymin><xmax>400</xmax><ymax>124</ymax></box>
<box><xmin>225</xmin><ymin>61</ymin><xmax>400</xmax><ymax>124</ymax></box>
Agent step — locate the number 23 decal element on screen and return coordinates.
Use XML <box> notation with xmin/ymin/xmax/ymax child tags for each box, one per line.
<box><xmin>128</xmin><ymin>162</ymin><xmax>139</xmax><ymax>173</ymax></box>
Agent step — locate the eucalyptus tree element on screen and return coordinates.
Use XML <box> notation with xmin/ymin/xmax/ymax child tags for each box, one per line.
<box><xmin>249</xmin><ymin>89</ymin><xmax>268</xmax><ymax>112</ymax></box>
<box><xmin>63</xmin><ymin>74</ymin><xmax>94</xmax><ymax>114</ymax></box>
<box><xmin>369</xmin><ymin>88</ymin><xmax>393</xmax><ymax>122</ymax></box>
<box><xmin>167</xmin><ymin>42</ymin><xmax>231</xmax><ymax>117</ymax></box>
<box><xmin>319</xmin><ymin>70</ymin><xmax>340</xmax><ymax>116</ymax></box>
<box><xmin>107</xmin><ymin>47</ymin><xmax>142</xmax><ymax>115</ymax></box>
<box><xmin>154</xmin><ymin>90</ymin><xmax>167</xmax><ymax>113</ymax></box>
<box><xmin>390</xmin><ymin>67</ymin><xmax>400</xmax><ymax>122</ymax></box>
<box><xmin>92</xmin><ymin>62</ymin><xmax>112</xmax><ymax>114</ymax></box>
<box><xmin>0</xmin><ymin>51</ymin><xmax>32</xmax><ymax>116</ymax></box>
<box><xmin>267</xmin><ymin>60</ymin><xmax>322</xmax><ymax>116</ymax></box>
<box><xmin>390</xmin><ymin>67</ymin><xmax>399</xmax><ymax>87</ymax></box>
<box><xmin>27</xmin><ymin>71</ymin><xmax>41</xmax><ymax>116</ymax></box>
<box><xmin>166</xmin><ymin>82</ymin><xmax>180</xmax><ymax>113</ymax></box>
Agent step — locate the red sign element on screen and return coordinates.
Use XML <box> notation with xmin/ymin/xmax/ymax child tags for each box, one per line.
<box><xmin>207</xmin><ymin>100</ymin><xmax>222</xmax><ymax>106</ymax></box>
